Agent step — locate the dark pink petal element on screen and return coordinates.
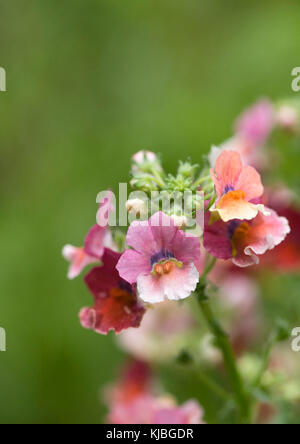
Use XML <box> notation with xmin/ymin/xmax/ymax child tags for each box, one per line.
<box><xmin>83</xmin><ymin>249</ymin><xmax>145</xmax><ymax>334</ymax></box>
<box><xmin>203</xmin><ymin>215</ymin><xmax>233</xmax><ymax>260</ymax></box>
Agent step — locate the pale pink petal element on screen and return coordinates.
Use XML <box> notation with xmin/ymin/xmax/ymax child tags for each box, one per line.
<box><xmin>137</xmin><ymin>274</ymin><xmax>166</xmax><ymax>304</ymax></box>
<box><xmin>235</xmin><ymin>165</ymin><xmax>263</xmax><ymax>201</ymax></box>
<box><xmin>62</xmin><ymin>244</ymin><xmax>78</xmax><ymax>261</ymax></box>
<box><xmin>137</xmin><ymin>263</ymin><xmax>199</xmax><ymax>303</ymax></box>
<box><xmin>117</xmin><ymin>249</ymin><xmax>152</xmax><ymax>285</ymax></box>
<box><xmin>233</xmin><ymin>209</ymin><xmax>290</xmax><ymax>267</ymax></box>
<box><xmin>62</xmin><ymin>245</ymin><xmax>97</xmax><ymax>279</ymax></box>
<box><xmin>179</xmin><ymin>400</ymin><xmax>204</xmax><ymax>424</ymax></box>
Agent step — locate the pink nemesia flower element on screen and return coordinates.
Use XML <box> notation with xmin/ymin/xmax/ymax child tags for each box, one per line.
<box><xmin>210</xmin><ymin>100</ymin><xmax>274</xmax><ymax>171</ymax></box>
<box><xmin>210</xmin><ymin>150</ymin><xmax>267</xmax><ymax>222</ymax></box>
<box><xmin>116</xmin><ymin>212</ymin><xmax>201</xmax><ymax>303</ymax></box>
<box><xmin>235</xmin><ymin>99</ymin><xmax>274</xmax><ymax>147</ymax></box>
<box><xmin>152</xmin><ymin>400</ymin><xmax>204</xmax><ymax>425</ymax></box>
<box><xmin>80</xmin><ymin>249</ymin><xmax>145</xmax><ymax>334</ymax></box>
<box><xmin>62</xmin><ymin>224</ymin><xmax>109</xmax><ymax>279</ymax></box>
<box><xmin>204</xmin><ymin>208</ymin><xmax>290</xmax><ymax>267</ymax></box>
<box><xmin>105</xmin><ymin>360</ymin><xmax>204</xmax><ymax>424</ymax></box>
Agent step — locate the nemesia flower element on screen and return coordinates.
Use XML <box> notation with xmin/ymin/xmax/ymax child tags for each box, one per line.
<box><xmin>118</xmin><ymin>300</ymin><xmax>196</xmax><ymax>361</ymax></box>
<box><xmin>117</xmin><ymin>212</ymin><xmax>201</xmax><ymax>303</ymax></box>
<box><xmin>204</xmin><ymin>208</ymin><xmax>290</xmax><ymax>267</ymax></box>
<box><xmin>80</xmin><ymin>249</ymin><xmax>145</xmax><ymax>334</ymax></box>
<box><xmin>209</xmin><ymin>100</ymin><xmax>274</xmax><ymax>171</ymax></box>
<box><xmin>235</xmin><ymin>99</ymin><xmax>274</xmax><ymax>147</ymax></box>
<box><xmin>105</xmin><ymin>360</ymin><xmax>204</xmax><ymax>424</ymax></box>
<box><xmin>210</xmin><ymin>150</ymin><xmax>267</xmax><ymax>222</ymax></box>
<box><xmin>62</xmin><ymin>224</ymin><xmax>109</xmax><ymax>279</ymax></box>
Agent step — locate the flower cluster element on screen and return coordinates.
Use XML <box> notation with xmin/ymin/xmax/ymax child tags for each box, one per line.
<box><xmin>63</xmin><ymin>97</ymin><xmax>300</xmax><ymax>424</ymax></box>
<box><xmin>104</xmin><ymin>360</ymin><xmax>204</xmax><ymax>424</ymax></box>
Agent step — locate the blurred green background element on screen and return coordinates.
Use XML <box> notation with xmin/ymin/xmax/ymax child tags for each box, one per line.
<box><xmin>1</xmin><ymin>0</ymin><xmax>300</xmax><ymax>424</ymax></box>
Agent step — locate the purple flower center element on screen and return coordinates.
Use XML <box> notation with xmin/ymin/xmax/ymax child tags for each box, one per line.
<box><xmin>227</xmin><ymin>220</ymin><xmax>241</xmax><ymax>239</ymax></box>
<box><xmin>118</xmin><ymin>279</ymin><xmax>133</xmax><ymax>294</ymax></box>
<box><xmin>151</xmin><ymin>249</ymin><xmax>175</xmax><ymax>266</ymax></box>
<box><xmin>223</xmin><ymin>184</ymin><xmax>235</xmax><ymax>195</ymax></box>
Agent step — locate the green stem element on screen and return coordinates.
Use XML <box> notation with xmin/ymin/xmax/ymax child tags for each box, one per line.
<box><xmin>252</xmin><ymin>332</ymin><xmax>276</xmax><ymax>388</ymax></box>
<box><xmin>196</xmin><ymin>289</ymin><xmax>251</xmax><ymax>424</ymax></box>
<box><xmin>202</xmin><ymin>256</ymin><xmax>217</xmax><ymax>280</ymax></box>
<box><xmin>150</xmin><ymin>167</ymin><xmax>166</xmax><ymax>189</ymax></box>
<box><xmin>193</xmin><ymin>174</ymin><xmax>211</xmax><ymax>188</ymax></box>
<box><xmin>205</xmin><ymin>190</ymin><xmax>217</xmax><ymax>211</ymax></box>
<box><xmin>195</xmin><ymin>368</ymin><xmax>232</xmax><ymax>402</ymax></box>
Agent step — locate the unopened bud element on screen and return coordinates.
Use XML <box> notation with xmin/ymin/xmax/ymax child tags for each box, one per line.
<box><xmin>126</xmin><ymin>198</ymin><xmax>148</xmax><ymax>218</ymax></box>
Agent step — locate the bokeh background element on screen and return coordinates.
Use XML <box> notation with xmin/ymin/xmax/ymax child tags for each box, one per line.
<box><xmin>0</xmin><ymin>0</ymin><xmax>300</xmax><ymax>424</ymax></box>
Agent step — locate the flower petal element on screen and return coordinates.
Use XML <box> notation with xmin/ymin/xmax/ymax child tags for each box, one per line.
<box><xmin>212</xmin><ymin>151</ymin><xmax>243</xmax><ymax>196</ymax></box>
<box><xmin>148</xmin><ymin>212</ymin><xmax>178</xmax><ymax>252</ymax></box>
<box><xmin>137</xmin><ymin>263</ymin><xmax>199</xmax><ymax>303</ymax></box>
<box><xmin>62</xmin><ymin>245</ymin><xmax>97</xmax><ymax>279</ymax></box>
<box><xmin>235</xmin><ymin>166</ymin><xmax>263</xmax><ymax>201</ymax></box>
<box><xmin>233</xmin><ymin>209</ymin><xmax>290</xmax><ymax>267</ymax></box>
<box><xmin>117</xmin><ymin>249</ymin><xmax>152</xmax><ymax>285</ymax></box>
<box><xmin>126</xmin><ymin>220</ymin><xmax>157</xmax><ymax>257</ymax></box>
<box><xmin>84</xmin><ymin>224</ymin><xmax>106</xmax><ymax>259</ymax></box>
<box><xmin>212</xmin><ymin>191</ymin><xmax>266</xmax><ymax>222</ymax></box>
<box><xmin>172</xmin><ymin>230</ymin><xmax>202</xmax><ymax>272</ymax></box>
<box><xmin>203</xmin><ymin>217</ymin><xmax>232</xmax><ymax>260</ymax></box>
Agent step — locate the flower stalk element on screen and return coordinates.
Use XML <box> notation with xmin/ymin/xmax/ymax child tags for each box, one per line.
<box><xmin>196</xmin><ymin>276</ymin><xmax>251</xmax><ymax>424</ymax></box>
